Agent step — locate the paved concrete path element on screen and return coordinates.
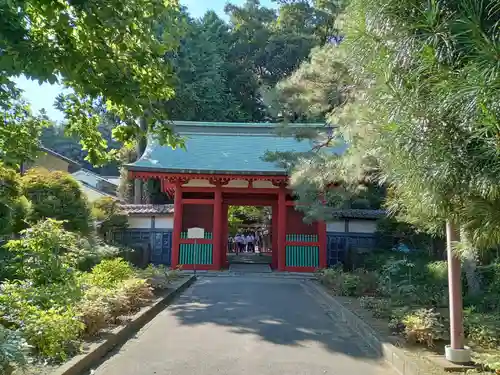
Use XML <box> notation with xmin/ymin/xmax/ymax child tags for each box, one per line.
<box><xmin>91</xmin><ymin>277</ymin><xmax>395</xmax><ymax>375</ymax></box>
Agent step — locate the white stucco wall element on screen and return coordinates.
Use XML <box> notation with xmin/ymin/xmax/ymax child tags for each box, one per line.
<box><xmin>183</xmin><ymin>179</ymin><xmax>215</xmax><ymax>187</ymax></box>
<box><xmin>224</xmin><ymin>179</ymin><xmax>249</xmax><ymax>188</ymax></box>
<box><xmin>155</xmin><ymin>216</ymin><xmax>174</xmax><ymax>229</ymax></box>
<box><xmin>252</xmin><ymin>180</ymin><xmax>277</xmax><ymax>189</ymax></box>
<box><xmin>126</xmin><ymin>215</ymin><xmax>173</xmax><ymax>229</ymax></box>
<box><xmin>326</xmin><ymin>220</ymin><xmax>346</xmax><ymax>233</ymax></box>
<box><xmin>348</xmin><ymin>220</ymin><xmax>378</xmax><ymax>234</ymax></box>
<box><xmin>128</xmin><ymin>217</ymin><xmax>152</xmax><ymax>229</ymax></box>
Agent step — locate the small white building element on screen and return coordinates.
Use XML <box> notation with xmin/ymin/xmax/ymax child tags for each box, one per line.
<box><xmin>326</xmin><ymin>209</ymin><xmax>384</xmax><ymax>234</ymax></box>
<box><xmin>120</xmin><ymin>204</ymin><xmax>174</xmax><ymax>230</ymax></box>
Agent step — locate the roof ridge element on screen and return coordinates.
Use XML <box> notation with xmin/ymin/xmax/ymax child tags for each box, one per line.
<box><xmin>74</xmin><ymin>168</ymin><xmax>118</xmax><ymax>184</ymax></box>
<box><xmin>39</xmin><ymin>146</ymin><xmax>81</xmax><ymax>167</ymax></box>
<box><xmin>173</xmin><ymin>121</ymin><xmax>325</xmax><ymax>128</ymax></box>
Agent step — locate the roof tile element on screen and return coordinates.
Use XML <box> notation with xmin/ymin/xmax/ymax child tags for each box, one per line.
<box><xmin>126</xmin><ymin>122</ymin><xmax>345</xmax><ymax>174</ymax></box>
<box><xmin>329</xmin><ymin>209</ymin><xmax>386</xmax><ymax>219</ymax></box>
<box><xmin>120</xmin><ymin>204</ymin><xmax>174</xmax><ymax>215</ymax></box>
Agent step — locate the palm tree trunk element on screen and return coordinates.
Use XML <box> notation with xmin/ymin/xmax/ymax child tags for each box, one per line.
<box><xmin>460</xmin><ymin>227</ymin><xmax>481</xmax><ymax>296</ymax></box>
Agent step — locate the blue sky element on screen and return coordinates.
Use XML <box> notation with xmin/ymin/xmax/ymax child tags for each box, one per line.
<box><xmin>15</xmin><ymin>0</ymin><xmax>275</xmax><ymax>123</ymax></box>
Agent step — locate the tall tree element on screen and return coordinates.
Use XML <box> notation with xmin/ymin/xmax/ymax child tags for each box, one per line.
<box><xmin>163</xmin><ymin>0</ymin><xmax>335</xmax><ymax>122</ymax></box>
<box><xmin>273</xmin><ymin>0</ymin><xmax>500</xmax><ymax>250</ymax></box>
<box><xmin>26</xmin><ymin>0</ymin><xmax>338</xmax><ymax>180</ymax></box>
<box><xmin>227</xmin><ymin>0</ymin><xmax>316</xmax><ymax>83</ymax></box>
<box><xmin>165</xmin><ymin>10</ymin><xmax>248</xmax><ymax>121</ymax></box>
<box><xmin>1</xmin><ymin>0</ymin><xmax>185</xmax><ymax>165</ymax></box>
<box><xmin>273</xmin><ymin>0</ymin><xmax>500</xmax><ymax>355</ymax></box>
<box><xmin>0</xmin><ymin>83</ymin><xmax>50</xmax><ymax>169</ymax></box>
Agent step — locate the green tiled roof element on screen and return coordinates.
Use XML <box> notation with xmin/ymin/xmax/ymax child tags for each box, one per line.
<box><xmin>126</xmin><ymin>122</ymin><xmax>344</xmax><ymax>175</ymax></box>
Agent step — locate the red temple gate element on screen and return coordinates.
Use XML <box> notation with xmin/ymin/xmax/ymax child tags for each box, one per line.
<box><xmin>125</xmin><ymin>121</ymin><xmax>337</xmax><ymax>272</ymax></box>
<box><xmin>129</xmin><ymin>171</ymin><xmax>327</xmax><ymax>272</ymax></box>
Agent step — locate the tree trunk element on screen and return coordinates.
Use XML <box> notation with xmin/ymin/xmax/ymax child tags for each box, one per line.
<box><xmin>142</xmin><ymin>179</ymin><xmax>151</xmax><ymax>204</ymax></box>
<box><xmin>133</xmin><ymin>117</ymin><xmax>149</xmax><ymax>204</ymax></box>
<box><xmin>134</xmin><ymin>179</ymin><xmax>143</xmax><ymax>204</ymax></box>
<box><xmin>460</xmin><ymin>227</ymin><xmax>481</xmax><ymax>296</ymax></box>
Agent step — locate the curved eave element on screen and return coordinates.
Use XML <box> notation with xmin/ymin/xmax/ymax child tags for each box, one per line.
<box><xmin>126</xmin><ymin>164</ymin><xmax>288</xmax><ymax>176</ymax></box>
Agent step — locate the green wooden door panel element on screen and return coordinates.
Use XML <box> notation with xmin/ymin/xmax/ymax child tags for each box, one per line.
<box><xmin>285</xmin><ymin>245</ymin><xmax>319</xmax><ymax>267</ymax></box>
<box><xmin>179</xmin><ymin>243</ymin><xmax>213</xmax><ymax>265</ymax></box>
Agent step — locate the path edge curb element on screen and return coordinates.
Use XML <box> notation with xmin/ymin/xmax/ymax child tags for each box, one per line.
<box><xmin>51</xmin><ymin>275</ymin><xmax>196</xmax><ymax>375</ymax></box>
<box><xmin>307</xmin><ymin>280</ymin><xmax>426</xmax><ymax>375</ymax></box>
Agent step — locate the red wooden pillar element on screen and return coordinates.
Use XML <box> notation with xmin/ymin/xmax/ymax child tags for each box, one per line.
<box><xmin>221</xmin><ymin>203</ymin><xmax>229</xmax><ymax>267</ymax></box>
<box><xmin>171</xmin><ymin>181</ymin><xmax>183</xmax><ymax>268</ymax></box>
<box><xmin>277</xmin><ymin>187</ymin><xmax>287</xmax><ymax>271</ymax></box>
<box><xmin>271</xmin><ymin>204</ymin><xmax>278</xmax><ymax>269</ymax></box>
<box><xmin>212</xmin><ymin>185</ymin><xmax>222</xmax><ymax>269</ymax></box>
<box><xmin>318</xmin><ymin>221</ymin><xmax>327</xmax><ymax>269</ymax></box>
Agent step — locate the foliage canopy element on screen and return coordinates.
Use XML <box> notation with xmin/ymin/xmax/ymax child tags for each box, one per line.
<box><xmin>271</xmin><ymin>0</ymin><xmax>500</xmax><ymax>251</ymax></box>
<box><xmin>21</xmin><ymin>168</ymin><xmax>92</xmax><ymax>234</ymax></box>
<box><xmin>1</xmin><ymin>0</ymin><xmax>185</xmax><ymax>165</ymax></box>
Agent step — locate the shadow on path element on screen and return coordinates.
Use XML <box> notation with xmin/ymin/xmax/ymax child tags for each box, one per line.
<box><xmin>169</xmin><ymin>277</ymin><xmax>383</xmax><ymax>361</ymax></box>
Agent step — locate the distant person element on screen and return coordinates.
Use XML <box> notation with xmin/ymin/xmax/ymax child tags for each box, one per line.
<box><xmin>235</xmin><ymin>233</ymin><xmax>245</xmax><ymax>254</ymax></box>
<box><xmin>246</xmin><ymin>232</ymin><xmax>255</xmax><ymax>253</ymax></box>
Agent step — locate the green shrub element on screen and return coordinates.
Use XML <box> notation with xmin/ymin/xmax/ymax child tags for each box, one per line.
<box><xmin>316</xmin><ymin>266</ymin><xmax>341</xmax><ymax>286</ymax></box>
<box><xmin>317</xmin><ymin>266</ymin><xmax>379</xmax><ymax>297</ymax></box>
<box><xmin>377</xmin><ymin>258</ymin><xmax>448</xmax><ymax>307</ymax></box>
<box><xmin>0</xmin><ymin>325</ymin><xmax>28</xmax><ymax>375</ymax></box>
<box><xmin>75</xmin><ymin>243</ymin><xmax>123</xmax><ymax>272</ymax></box>
<box><xmin>353</xmin><ymin>269</ymin><xmax>379</xmax><ymax>296</ymax></box>
<box><xmin>401</xmin><ymin>308</ymin><xmax>449</xmax><ymax>347</ymax></box>
<box><xmin>0</xmin><ymin>283</ymin><xmax>84</xmax><ymax>361</ymax></box>
<box><xmin>425</xmin><ymin>261</ymin><xmax>448</xmax><ymax>284</ymax></box>
<box><xmin>464</xmin><ymin>311</ymin><xmax>500</xmax><ymax>349</ymax></box>
<box><xmin>317</xmin><ymin>266</ymin><xmax>353</xmax><ymax>295</ymax></box>
<box><xmin>0</xmin><ymin>163</ymin><xmax>24</xmax><ymax>236</ymax></box>
<box><xmin>477</xmin><ymin>262</ymin><xmax>500</xmax><ymax>289</ymax></box>
<box><xmin>101</xmin><ymin>289</ymin><xmax>131</xmax><ymax>320</ymax></box>
<box><xmin>473</xmin><ymin>350</ymin><xmax>500</xmax><ymax>373</ymax></box>
<box><xmin>0</xmin><ymin>164</ymin><xmax>22</xmax><ymax>203</ymax></box>
<box><xmin>10</xmin><ymin>196</ymin><xmax>31</xmax><ymax>234</ymax></box>
<box><xmin>20</xmin><ymin>306</ymin><xmax>84</xmax><ymax>361</ymax></box>
<box><xmin>91</xmin><ymin>197</ymin><xmax>128</xmax><ymax>237</ymax></box>
<box><xmin>0</xmin><ymin>195</ymin><xmax>31</xmax><ymax>238</ymax></box>
<box><xmin>76</xmin><ymin>296</ymin><xmax>110</xmax><ymax>337</ymax></box>
<box><xmin>0</xmin><ymin>246</ymin><xmax>18</xmax><ymax>282</ymax></box>
<box><xmin>0</xmin><ymin>280</ymin><xmax>82</xmax><ymax>321</ymax></box>
<box><xmin>21</xmin><ymin>168</ymin><xmax>92</xmax><ymax>234</ymax></box>
<box><xmin>80</xmin><ymin>286</ymin><xmax>130</xmax><ymax>324</ymax></box>
<box><xmin>89</xmin><ymin>258</ymin><xmax>134</xmax><ymax>288</ymax></box>
<box><xmin>359</xmin><ymin>296</ymin><xmax>392</xmax><ymax>318</ymax></box>
<box><xmin>464</xmin><ymin>292</ymin><xmax>500</xmax><ymax>313</ymax></box>
<box><xmin>136</xmin><ymin>265</ymin><xmax>179</xmax><ymax>289</ymax></box>
<box><xmin>118</xmin><ymin>278</ymin><xmax>153</xmax><ymax>310</ymax></box>
<box><xmin>4</xmin><ymin>219</ymin><xmax>81</xmax><ymax>286</ymax></box>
